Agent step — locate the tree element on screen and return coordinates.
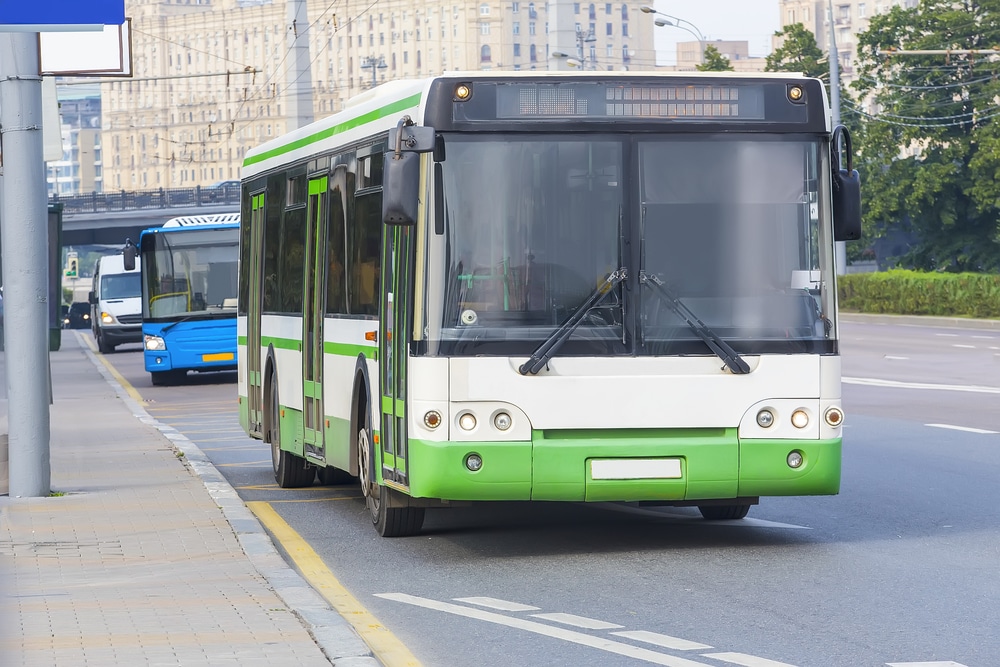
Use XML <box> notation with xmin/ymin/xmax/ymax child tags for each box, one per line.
<box><xmin>765</xmin><ymin>23</ymin><xmax>827</xmax><ymax>79</ymax></box>
<box><xmin>853</xmin><ymin>0</ymin><xmax>1000</xmax><ymax>272</ymax></box>
<box><xmin>696</xmin><ymin>45</ymin><xmax>733</xmax><ymax>72</ymax></box>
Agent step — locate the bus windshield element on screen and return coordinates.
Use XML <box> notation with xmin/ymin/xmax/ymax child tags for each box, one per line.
<box><xmin>435</xmin><ymin>133</ymin><xmax>834</xmax><ymax>357</ymax></box>
<box><xmin>142</xmin><ymin>228</ymin><xmax>239</xmax><ymax>320</ymax></box>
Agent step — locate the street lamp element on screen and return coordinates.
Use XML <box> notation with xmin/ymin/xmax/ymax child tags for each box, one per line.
<box><xmin>576</xmin><ymin>25</ymin><xmax>597</xmax><ymax>70</ymax></box>
<box><xmin>361</xmin><ymin>55</ymin><xmax>387</xmax><ymax>89</ymax></box>
<box><xmin>551</xmin><ymin>51</ymin><xmax>584</xmax><ymax>68</ymax></box>
<box><xmin>639</xmin><ymin>5</ymin><xmax>706</xmax><ymax>63</ymax></box>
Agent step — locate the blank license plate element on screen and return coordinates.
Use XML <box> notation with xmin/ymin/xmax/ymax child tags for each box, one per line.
<box><xmin>590</xmin><ymin>458</ymin><xmax>682</xmax><ymax>480</ymax></box>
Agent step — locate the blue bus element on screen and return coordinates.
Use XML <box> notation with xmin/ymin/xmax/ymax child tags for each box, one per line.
<box><xmin>138</xmin><ymin>214</ymin><xmax>240</xmax><ymax>386</ymax></box>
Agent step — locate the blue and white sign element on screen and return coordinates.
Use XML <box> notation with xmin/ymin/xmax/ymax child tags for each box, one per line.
<box><xmin>0</xmin><ymin>0</ymin><xmax>124</xmax><ymax>27</ymax></box>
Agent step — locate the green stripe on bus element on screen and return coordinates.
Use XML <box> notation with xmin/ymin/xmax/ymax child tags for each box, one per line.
<box><xmin>261</xmin><ymin>336</ymin><xmax>300</xmax><ymax>351</ymax></box>
<box><xmin>241</xmin><ymin>336</ymin><xmax>375</xmax><ymax>359</ymax></box>
<box><xmin>243</xmin><ymin>94</ymin><xmax>422</xmax><ymax>168</ymax></box>
<box><xmin>309</xmin><ymin>176</ymin><xmax>328</xmax><ymax>195</ymax></box>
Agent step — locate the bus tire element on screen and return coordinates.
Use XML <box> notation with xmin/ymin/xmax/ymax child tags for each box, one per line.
<box><xmin>357</xmin><ymin>409</ymin><xmax>424</xmax><ymax>537</ymax></box>
<box><xmin>698</xmin><ymin>504</ymin><xmax>751</xmax><ymax>520</ymax></box>
<box><xmin>269</xmin><ymin>378</ymin><xmax>314</xmax><ymax>488</ymax></box>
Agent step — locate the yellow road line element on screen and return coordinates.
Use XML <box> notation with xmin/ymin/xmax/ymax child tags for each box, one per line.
<box><xmin>247</xmin><ymin>501</ymin><xmax>423</xmax><ymax>667</ymax></box>
<box><xmin>78</xmin><ymin>331</ymin><xmax>146</xmax><ymax>405</ymax></box>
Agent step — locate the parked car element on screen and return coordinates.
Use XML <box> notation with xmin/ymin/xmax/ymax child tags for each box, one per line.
<box><xmin>203</xmin><ymin>180</ymin><xmax>240</xmax><ymax>202</ymax></box>
<box><xmin>64</xmin><ymin>302</ymin><xmax>91</xmax><ymax>329</ymax></box>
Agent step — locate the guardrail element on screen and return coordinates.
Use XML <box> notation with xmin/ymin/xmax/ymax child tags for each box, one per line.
<box><xmin>50</xmin><ymin>185</ymin><xmax>241</xmax><ymax>217</ymax></box>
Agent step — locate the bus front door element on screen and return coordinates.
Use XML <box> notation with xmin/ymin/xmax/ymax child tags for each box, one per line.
<box><xmin>379</xmin><ymin>224</ymin><xmax>413</xmax><ymax>489</ymax></box>
<box><xmin>246</xmin><ymin>193</ymin><xmax>266</xmax><ymax>437</ymax></box>
<box><xmin>302</xmin><ymin>175</ymin><xmax>328</xmax><ymax>461</ymax></box>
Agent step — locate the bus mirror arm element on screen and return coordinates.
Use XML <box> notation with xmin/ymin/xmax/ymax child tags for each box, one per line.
<box><xmin>122</xmin><ymin>238</ymin><xmax>138</xmax><ymax>271</ymax></box>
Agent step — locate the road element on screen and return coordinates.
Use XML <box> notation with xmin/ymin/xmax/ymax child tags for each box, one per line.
<box><xmin>93</xmin><ymin>318</ymin><xmax>999</xmax><ymax>667</ymax></box>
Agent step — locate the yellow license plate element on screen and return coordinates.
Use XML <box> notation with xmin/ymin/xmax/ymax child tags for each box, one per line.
<box><xmin>202</xmin><ymin>352</ymin><xmax>235</xmax><ymax>362</ymax></box>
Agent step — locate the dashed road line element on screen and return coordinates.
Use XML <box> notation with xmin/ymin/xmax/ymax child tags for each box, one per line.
<box><xmin>844</xmin><ymin>376</ymin><xmax>1000</xmax><ymax>394</ymax></box>
<box><xmin>530</xmin><ymin>612</ymin><xmax>623</xmax><ymax>629</ymax></box>
<box><xmin>611</xmin><ymin>630</ymin><xmax>712</xmax><ymax>651</ymax></box>
<box><xmin>704</xmin><ymin>653</ymin><xmax>798</xmax><ymax>667</ymax></box>
<box><xmin>454</xmin><ymin>597</ymin><xmax>540</xmax><ymax>611</ymax></box>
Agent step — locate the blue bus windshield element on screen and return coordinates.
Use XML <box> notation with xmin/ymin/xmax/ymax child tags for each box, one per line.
<box><xmin>141</xmin><ymin>227</ymin><xmax>239</xmax><ymax>320</ymax></box>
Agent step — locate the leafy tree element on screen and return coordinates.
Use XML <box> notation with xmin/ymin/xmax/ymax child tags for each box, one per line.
<box><xmin>696</xmin><ymin>45</ymin><xmax>733</xmax><ymax>72</ymax></box>
<box><xmin>853</xmin><ymin>0</ymin><xmax>1000</xmax><ymax>272</ymax></box>
<box><xmin>766</xmin><ymin>23</ymin><xmax>827</xmax><ymax>79</ymax></box>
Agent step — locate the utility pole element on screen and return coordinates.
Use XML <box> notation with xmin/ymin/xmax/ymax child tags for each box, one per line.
<box><xmin>828</xmin><ymin>0</ymin><xmax>847</xmax><ymax>276</ymax></box>
<box><xmin>286</xmin><ymin>0</ymin><xmax>314</xmax><ymax>130</ymax></box>
<box><xmin>361</xmin><ymin>56</ymin><xmax>387</xmax><ymax>89</ymax></box>
<box><xmin>0</xmin><ymin>32</ymin><xmax>52</xmax><ymax>497</ymax></box>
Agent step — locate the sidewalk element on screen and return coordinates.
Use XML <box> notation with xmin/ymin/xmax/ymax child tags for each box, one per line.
<box><xmin>0</xmin><ymin>331</ymin><xmax>379</xmax><ymax>666</ymax></box>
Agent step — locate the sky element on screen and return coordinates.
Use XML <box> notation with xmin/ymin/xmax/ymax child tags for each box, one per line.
<box><xmin>647</xmin><ymin>0</ymin><xmax>782</xmax><ymax>66</ymax></box>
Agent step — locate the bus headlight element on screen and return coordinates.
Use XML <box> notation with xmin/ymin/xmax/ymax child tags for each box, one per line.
<box><xmin>144</xmin><ymin>335</ymin><xmax>166</xmax><ymax>351</ymax></box>
<box><xmin>458</xmin><ymin>413</ymin><xmax>477</xmax><ymax>431</ymax></box>
<box><xmin>791</xmin><ymin>409</ymin><xmax>809</xmax><ymax>429</ymax></box>
<box><xmin>493</xmin><ymin>412</ymin><xmax>512</xmax><ymax>431</ymax></box>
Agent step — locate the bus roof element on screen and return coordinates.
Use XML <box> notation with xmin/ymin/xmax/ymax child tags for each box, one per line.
<box><xmin>161</xmin><ymin>213</ymin><xmax>240</xmax><ymax>227</ymax></box>
<box><xmin>241</xmin><ymin>70</ymin><xmax>822</xmax><ymax>179</ymax></box>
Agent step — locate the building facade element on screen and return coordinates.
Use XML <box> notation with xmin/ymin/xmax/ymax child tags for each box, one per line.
<box><xmin>101</xmin><ymin>0</ymin><xmax>656</xmax><ymax>192</ymax></box>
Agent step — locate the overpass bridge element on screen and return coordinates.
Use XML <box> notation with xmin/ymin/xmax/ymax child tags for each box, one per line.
<box><xmin>54</xmin><ymin>187</ymin><xmax>240</xmax><ymax>247</ymax></box>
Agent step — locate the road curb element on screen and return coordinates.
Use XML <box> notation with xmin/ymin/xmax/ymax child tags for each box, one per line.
<box><xmin>840</xmin><ymin>312</ymin><xmax>1000</xmax><ymax>330</ymax></box>
<box><xmin>77</xmin><ymin>331</ymin><xmax>380</xmax><ymax>666</ymax></box>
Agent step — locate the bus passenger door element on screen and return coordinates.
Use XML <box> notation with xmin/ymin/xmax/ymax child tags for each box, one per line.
<box><xmin>302</xmin><ymin>175</ymin><xmax>328</xmax><ymax>461</ymax></box>
<box><xmin>246</xmin><ymin>193</ymin><xmax>266</xmax><ymax>437</ymax></box>
<box><xmin>379</xmin><ymin>224</ymin><xmax>413</xmax><ymax>488</ymax></box>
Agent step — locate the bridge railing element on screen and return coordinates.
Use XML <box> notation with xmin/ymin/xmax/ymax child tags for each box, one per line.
<box><xmin>50</xmin><ymin>184</ymin><xmax>241</xmax><ymax>217</ymax></box>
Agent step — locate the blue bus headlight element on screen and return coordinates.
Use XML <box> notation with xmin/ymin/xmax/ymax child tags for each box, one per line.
<box><xmin>144</xmin><ymin>335</ymin><xmax>166</xmax><ymax>351</ymax></box>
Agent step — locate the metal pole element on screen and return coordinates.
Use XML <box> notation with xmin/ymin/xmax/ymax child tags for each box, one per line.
<box><xmin>286</xmin><ymin>0</ymin><xmax>314</xmax><ymax>130</ymax></box>
<box><xmin>0</xmin><ymin>32</ymin><xmax>51</xmax><ymax>497</ymax></box>
<box><xmin>828</xmin><ymin>0</ymin><xmax>847</xmax><ymax>275</ymax></box>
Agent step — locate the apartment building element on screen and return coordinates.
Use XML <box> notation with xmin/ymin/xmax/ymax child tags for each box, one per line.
<box><xmin>102</xmin><ymin>0</ymin><xmax>655</xmax><ymax>192</ymax></box>
<box><xmin>777</xmin><ymin>0</ymin><xmax>918</xmax><ymax>81</ymax></box>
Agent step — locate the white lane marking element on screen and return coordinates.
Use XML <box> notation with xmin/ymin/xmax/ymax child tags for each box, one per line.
<box><xmin>530</xmin><ymin>612</ymin><xmax>623</xmax><ymax>629</ymax></box>
<box><xmin>887</xmin><ymin>662</ymin><xmax>970</xmax><ymax>666</ymax></box>
<box><xmin>952</xmin><ymin>344</ymin><xmax>976</xmax><ymax>349</ymax></box>
<box><xmin>926</xmin><ymin>423</ymin><xmax>999</xmax><ymax>434</ymax></box>
<box><xmin>883</xmin><ymin>355</ymin><xmax>910</xmax><ymax>360</ymax></box>
<box><xmin>453</xmin><ymin>597</ymin><xmax>540</xmax><ymax>611</ymax></box>
<box><xmin>844</xmin><ymin>376</ymin><xmax>1000</xmax><ymax>394</ymax></box>
<box><xmin>612</xmin><ymin>630</ymin><xmax>712</xmax><ymax>651</ymax></box>
<box><xmin>703</xmin><ymin>652</ymin><xmax>799</xmax><ymax>667</ymax></box>
<box><xmin>375</xmin><ymin>593</ymin><xmax>713</xmax><ymax>667</ymax></box>
<box><xmin>971</xmin><ymin>335</ymin><xmax>994</xmax><ymax>339</ymax></box>
<box><xmin>594</xmin><ymin>503</ymin><xmax>811</xmax><ymax>530</ymax></box>
<box><xmin>935</xmin><ymin>333</ymin><xmax>959</xmax><ymax>337</ymax></box>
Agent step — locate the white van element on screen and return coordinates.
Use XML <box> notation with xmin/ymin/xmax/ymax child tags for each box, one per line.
<box><xmin>90</xmin><ymin>252</ymin><xmax>142</xmax><ymax>353</ymax></box>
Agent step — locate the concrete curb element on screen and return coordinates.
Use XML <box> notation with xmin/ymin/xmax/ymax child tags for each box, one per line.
<box><xmin>79</xmin><ymin>334</ymin><xmax>380</xmax><ymax>667</ymax></box>
<box><xmin>840</xmin><ymin>312</ymin><xmax>1000</xmax><ymax>331</ymax></box>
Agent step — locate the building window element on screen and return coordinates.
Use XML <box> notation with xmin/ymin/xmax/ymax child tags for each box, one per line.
<box><xmin>481</xmin><ymin>21</ymin><xmax>490</xmax><ymax>34</ymax></box>
<box><xmin>620</xmin><ymin>3</ymin><xmax>627</xmax><ymax>20</ymax></box>
<box><xmin>481</xmin><ymin>45</ymin><xmax>492</xmax><ymax>61</ymax></box>
<box><xmin>858</xmin><ymin>3</ymin><xmax>866</xmax><ymax>17</ymax></box>
<box><xmin>529</xmin><ymin>21</ymin><xmax>536</xmax><ymax>35</ymax></box>
<box><xmin>513</xmin><ymin>21</ymin><xmax>520</xmax><ymax>34</ymax></box>
<box><xmin>480</xmin><ymin>3</ymin><xmax>490</xmax><ymax>15</ymax></box>
<box><xmin>514</xmin><ymin>43</ymin><xmax>521</xmax><ymax>56</ymax></box>
<box><xmin>606</xmin><ymin>22</ymin><xmax>612</xmax><ymax>35</ymax></box>
<box><xmin>589</xmin><ymin>3</ymin><xmax>596</xmax><ymax>19</ymax></box>
<box><xmin>622</xmin><ymin>22</ymin><xmax>628</xmax><ymax>37</ymax></box>
<box><xmin>530</xmin><ymin>43</ymin><xmax>537</xmax><ymax>61</ymax></box>
<box><xmin>512</xmin><ymin>2</ymin><xmax>519</xmax><ymax>12</ymax></box>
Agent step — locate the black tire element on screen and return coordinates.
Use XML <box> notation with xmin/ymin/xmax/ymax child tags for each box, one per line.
<box><xmin>96</xmin><ymin>330</ymin><xmax>115</xmax><ymax>354</ymax></box>
<box><xmin>698</xmin><ymin>504</ymin><xmax>751</xmax><ymax>521</ymax></box>
<box><xmin>316</xmin><ymin>466</ymin><xmax>355</xmax><ymax>485</ymax></box>
<box><xmin>356</xmin><ymin>404</ymin><xmax>423</xmax><ymax>537</ymax></box>
<box><xmin>268</xmin><ymin>378</ymin><xmax>313</xmax><ymax>488</ymax></box>
<box><xmin>150</xmin><ymin>370</ymin><xmax>185</xmax><ymax>386</ymax></box>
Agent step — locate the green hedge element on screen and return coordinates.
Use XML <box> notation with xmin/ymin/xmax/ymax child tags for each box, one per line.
<box><xmin>838</xmin><ymin>270</ymin><xmax>1000</xmax><ymax>319</ymax></box>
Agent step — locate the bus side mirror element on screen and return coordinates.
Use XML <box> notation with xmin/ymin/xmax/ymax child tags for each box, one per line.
<box><xmin>123</xmin><ymin>238</ymin><xmax>138</xmax><ymax>271</ymax></box>
<box><xmin>88</xmin><ymin>291</ymin><xmax>96</xmax><ymax>305</ymax></box>
<box><xmin>831</xmin><ymin>125</ymin><xmax>862</xmax><ymax>242</ymax></box>
<box><xmin>383</xmin><ymin>117</ymin><xmax>436</xmax><ymax>227</ymax></box>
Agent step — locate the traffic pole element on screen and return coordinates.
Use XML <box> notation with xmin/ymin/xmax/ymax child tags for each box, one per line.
<box><xmin>0</xmin><ymin>31</ymin><xmax>52</xmax><ymax>497</ymax></box>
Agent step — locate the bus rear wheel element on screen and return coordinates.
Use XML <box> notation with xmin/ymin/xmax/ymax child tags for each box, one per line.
<box><xmin>269</xmin><ymin>380</ymin><xmax>313</xmax><ymax>488</ymax></box>
<box><xmin>357</xmin><ymin>416</ymin><xmax>424</xmax><ymax>537</ymax></box>
<box><xmin>698</xmin><ymin>504</ymin><xmax>751</xmax><ymax>520</ymax></box>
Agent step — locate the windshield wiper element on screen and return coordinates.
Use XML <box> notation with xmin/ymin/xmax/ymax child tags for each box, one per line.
<box><xmin>518</xmin><ymin>268</ymin><xmax>626</xmax><ymax>376</ymax></box>
<box><xmin>640</xmin><ymin>272</ymin><xmax>750</xmax><ymax>375</ymax></box>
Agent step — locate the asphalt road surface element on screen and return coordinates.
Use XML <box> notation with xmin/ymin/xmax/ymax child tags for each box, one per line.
<box><xmin>93</xmin><ymin>318</ymin><xmax>999</xmax><ymax>667</ymax></box>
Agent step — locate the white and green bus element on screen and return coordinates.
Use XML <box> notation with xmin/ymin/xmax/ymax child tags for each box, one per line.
<box><xmin>238</xmin><ymin>72</ymin><xmax>862</xmax><ymax>537</ymax></box>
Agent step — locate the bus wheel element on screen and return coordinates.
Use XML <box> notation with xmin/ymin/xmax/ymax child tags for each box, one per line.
<box><xmin>317</xmin><ymin>466</ymin><xmax>355</xmax><ymax>485</ymax></box>
<box><xmin>357</xmin><ymin>416</ymin><xmax>424</xmax><ymax>537</ymax></box>
<box><xmin>698</xmin><ymin>504</ymin><xmax>751</xmax><ymax>521</ymax></box>
<box><xmin>269</xmin><ymin>380</ymin><xmax>314</xmax><ymax>488</ymax></box>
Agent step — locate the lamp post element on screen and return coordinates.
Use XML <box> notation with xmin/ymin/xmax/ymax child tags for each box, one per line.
<box><xmin>827</xmin><ymin>0</ymin><xmax>847</xmax><ymax>275</ymax></box>
<box><xmin>361</xmin><ymin>55</ymin><xmax>387</xmax><ymax>89</ymax></box>
<box><xmin>640</xmin><ymin>5</ymin><xmax>706</xmax><ymax>65</ymax></box>
<box><xmin>576</xmin><ymin>25</ymin><xmax>597</xmax><ymax>70</ymax></box>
